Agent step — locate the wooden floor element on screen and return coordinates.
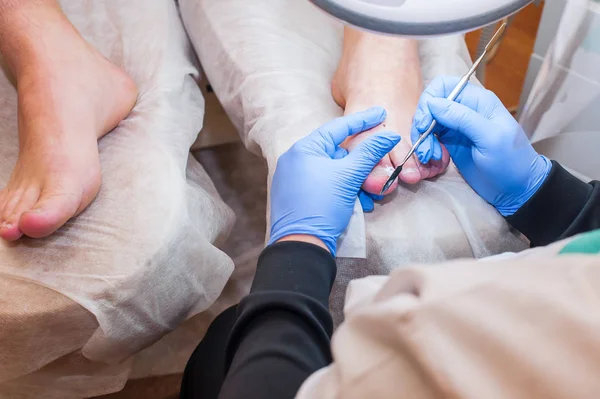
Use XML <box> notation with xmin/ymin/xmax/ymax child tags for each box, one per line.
<box><xmin>466</xmin><ymin>2</ymin><xmax>544</xmax><ymax>108</ymax></box>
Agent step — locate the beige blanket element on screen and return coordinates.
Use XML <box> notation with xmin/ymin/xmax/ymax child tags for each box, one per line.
<box><xmin>298</xmin><ymin>233</ymin><xmax>600</xmax><ymax>398</ymax></box>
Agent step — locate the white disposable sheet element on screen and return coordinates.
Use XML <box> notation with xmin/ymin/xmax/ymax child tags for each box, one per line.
<box><xmin>180</xmin><ymin>0</ymin><xmax>528</xmax><ymax>321</ymax></box>
<box><xmin>0</xmin><ymin>0</ymin><xmax>237</xmax><ymax>397</ymax></box>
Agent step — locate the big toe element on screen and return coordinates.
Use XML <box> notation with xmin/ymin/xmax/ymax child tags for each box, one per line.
<box><xmin>389</xmin><ymin>142</ymin><xmax>424</xmax><ymax>185</ymax></box>
<box><xmin>362</xmin><ymin>158</ymin><xmax>398</xmax><ymax>195</ymax></box>
<box><xmin>396</xmin><ymin>157</ymin><xmax>423</xmax><ymax>185</ymax></box>
<box><xmin>19</xmin><ymin>190</ymin><xmax>83</xmax><ymax>238</ymax></box>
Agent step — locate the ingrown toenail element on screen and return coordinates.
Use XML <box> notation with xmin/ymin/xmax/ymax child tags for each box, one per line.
<box><xmin>0</xmin><ymin>222</ymin><xmax>10</xmax><ymax>230</ymax></box>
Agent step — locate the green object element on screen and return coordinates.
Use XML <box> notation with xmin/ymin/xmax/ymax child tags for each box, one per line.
<box><xmin>560</xmin><ymin>230</ymin><xmax>600</xmax><ymax>255</ymax></box>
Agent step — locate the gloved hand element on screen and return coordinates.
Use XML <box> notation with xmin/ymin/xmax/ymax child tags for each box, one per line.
<box><xmin>411</xmin><ymin>76</ymin><xmax>552</xmax><ymax>216</ymax></box>
<box><xmin>358</xmin><ymin>192</ymin><xmax>384</xmax><ymax>213</ymax></box>
<box><xmin>268</xmin><ymin>107</ymin><xmax>401</xmax><ymax>255</ymax></box>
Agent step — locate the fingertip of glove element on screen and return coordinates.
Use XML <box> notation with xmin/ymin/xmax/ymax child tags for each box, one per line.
<box><xmin>416</xmin><ymin>148</ymin><xmax>431</xmax><ymax>164</ymax></box>
<box><xmin>358</xmin><ymin>191</ymin><xmax>375</xmax><ymax>212</ymax></box>
<box><xmin>377</xmin><ymin>130</ymin><xmax>401</xmax><ymax>142</ymax></box>
<box><xmin>365</xmin><ymin>106</ymin><xmax>387</xmax><ymax>120</ymax></box>
<box><xmin>431</xmin><ymin>137</ymin><xmax>443</xmax><ymax>161</ymax></box>
<box><xmin>427</xmin><ymin>97</ymin><xmax>450</xmax><ymax>114</ymax></box>
<box><xmin>416</xmin><ymin>111</ymin><xmax>434</xmax><ymax>133</ymax></box>
<box><xmin>416</xmin><ymin>139</ymin><xmax>433</xmax><ymax>163</ymax></box>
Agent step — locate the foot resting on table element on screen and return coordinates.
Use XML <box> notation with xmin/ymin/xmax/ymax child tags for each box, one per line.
<box><xmin>331</xmin><ymin>27</ymin><xmax>450</xmax><ymax>195</ymax></box>
<box><xmin>0</xmin><ymin>0</ymin><xmax>137</xmax><ymax>241</ymax></box>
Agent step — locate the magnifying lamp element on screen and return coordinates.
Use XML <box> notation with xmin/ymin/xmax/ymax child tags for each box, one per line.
<box><xmin>309</xmin><ymin>0</ymin><xmax>534</xmax><ymax>36</ymax></box>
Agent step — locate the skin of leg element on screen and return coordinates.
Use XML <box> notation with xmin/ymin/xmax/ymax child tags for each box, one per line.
<box><xmin>332</xmin><ymin>27</ymin><xmax>450</xmax><ymax>195</ymax></box>
<box><xmin>0</xmin><ymin>0</ymin><xmax>137</xmax><ymax>240</ymax></box>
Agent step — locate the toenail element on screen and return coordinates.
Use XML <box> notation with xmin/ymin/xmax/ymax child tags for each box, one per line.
<box><xmin>402</xmin><ymin>168</ymin><xmax>419</xmax><ymax>176</ymax></box>
<box><xmin>0</xmin><ymin>222</ymin><xmax>10</xmax><ymax>230</ymax></box>
<box><xmin>372</xmin><ymin>166</ymin><xmax>394</xmax><ymax>177</ymax></box>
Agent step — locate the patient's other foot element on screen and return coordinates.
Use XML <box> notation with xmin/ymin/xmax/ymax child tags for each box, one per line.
<box><xmin>332</xmin><ymin>28</ymin><xmax>450</xmax><ymax>195</ymax></box>
<box><xmin>0</xmin><ymin>2</ymin><xmax>137</xmax><ymax>241</ymax></box>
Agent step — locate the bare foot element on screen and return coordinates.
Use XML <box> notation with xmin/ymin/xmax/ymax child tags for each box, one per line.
<box><xmin>0</xmin><ymin>3</ymin><xmax>137</xmax><ymax>240</ymax></box>
<box><xmin>332</xmin><ymin>28</ymin><xmax>450</xmax><ymax>195</ymax></box>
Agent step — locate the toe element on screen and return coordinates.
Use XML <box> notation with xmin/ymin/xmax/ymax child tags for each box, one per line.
<box><xmin>439</xmin><ymin>145</ymin><xmax>451</xmax><ymax>171</ymax></box>
<box><xmin>1</xmin><ymin>211</ymin><xmax>25</xmax><ymax>240</ymax></box>
<box><xmin>361</xmin><ymin>156</ymin><xmax>398</xmax><ymax>195</ymax></box>
<box><xmin>400</xmin><ymin>163</ymin><xmax>423</xmax><ymax>184</ymax></box>
<box><xmin>19</xmin><ymin>189</ymin><xmax>82</xmax><ymax>239</ymax></box>
<box><xmin>0</xmin><ymin>220</ymin><xmax>22</xmax><ymax>241</ymax></box>
<box><xmin>1</xmin><ymin>188</ymin><xmax>24</xmax><ymax>222</ymax></box>
<box><xmin>0</xmin><ymin>189</ymin><xmax>7</xmax><ymax>209</ymax></box>
<box><xmin>0</xmin><ymin>189</ymin><xmax>40</xmax><ymax>241</ymax></box>
<box><xmin>421</xmin><ymin>144</ymin><xmax>451</xmax><ymax>179</ymax></box>
<box><xmin>390</xmin><ymin>141</ymin><xmax>423</xmax><ymax>184</ymax></box>
<box><xmin>392</xmin><ymin>139</ymin><xmax>452</xmax><ymax>183</ymax></box>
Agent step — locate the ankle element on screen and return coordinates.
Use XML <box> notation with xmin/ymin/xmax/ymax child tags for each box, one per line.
<box><xmin>0</xmin><ymin>1</ymin><xmax>66</xmax><ymax>75</ymax></box>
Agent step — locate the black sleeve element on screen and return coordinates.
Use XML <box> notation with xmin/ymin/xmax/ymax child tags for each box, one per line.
<box><xmin>507</xmin><ymin>161</ymin><xmax>600</xmax><ymax>247</ymax></box>
<box><xmin>218</xmin><ymin>241</ymin><xmax>337</xmax><ymax>399</ymax></box>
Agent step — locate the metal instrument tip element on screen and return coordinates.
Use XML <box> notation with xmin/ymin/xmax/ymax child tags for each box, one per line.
<box><xmin>485</xmin><ymin>22</ymin><xmax>507</xmax><ymax>53</ymax></box>
<box><xmin>380</xmin><ymin>165</ymin><xmax>402</xmax><ymax>195</ymax></box>
<box><xmin>379</xmin><ymin>180</ymin><xmax>393</xmax><ymax>196</ymax></box>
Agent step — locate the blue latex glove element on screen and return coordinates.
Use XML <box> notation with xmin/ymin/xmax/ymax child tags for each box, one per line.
<box><xmin>358</xmin><ymin>192</ymin><xmax>384</xmax><ymax>213</ymax></box>
<box><xmin>411</xmin><ymin>76</ymin><xmax>552</xmax><ymax>216</ymax></box>
<box><xmin>268</xmin><ymin>107</ymin><xmax>401</xmax><ymax>255</ymax></box>
<box><xmin>328</xmin><ymin>144</ymin><xmax>383</xmax><ymax>213</ymax></box>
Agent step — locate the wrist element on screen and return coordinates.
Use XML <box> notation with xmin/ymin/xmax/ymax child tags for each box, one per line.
<box><xmin>276</xmin><ymin>235</ymin><xmax>329</xmax><ymax>253</ymax></box>
<box><xmin>268</xmin><ymin>225</ymin><xmax>336</xmax><ymax>255</ymax></box>
<box><xmin>497</xmin><ymin>155</ymin><xmax>552</xmax><ymax>217</ymax></box>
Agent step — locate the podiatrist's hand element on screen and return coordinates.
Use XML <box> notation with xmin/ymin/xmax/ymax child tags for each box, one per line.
<box><xmin>268</xmin><ymin>107</ymin><xmax>401</xmax><ymax>255</ymax></box>
<box><xmin>411</xmin><ymin>76</ymin><xmax>552</xmax><ymax>216</ymax></box>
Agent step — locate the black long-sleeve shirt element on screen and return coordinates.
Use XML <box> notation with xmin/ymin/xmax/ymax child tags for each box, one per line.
<box><xmin>183</xmin><ymin>162</ymin><xmax>600</xmax><ymax>399</ymax></box>
<box><xmin>219</xmin><ymin>243</ymin><xmax>336</xmax><ymax>399</ymax></box>
<box><xmin>507</xmin><ymin>162</ymin><xmax>600</xmax><ymax>247</ymax></box>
